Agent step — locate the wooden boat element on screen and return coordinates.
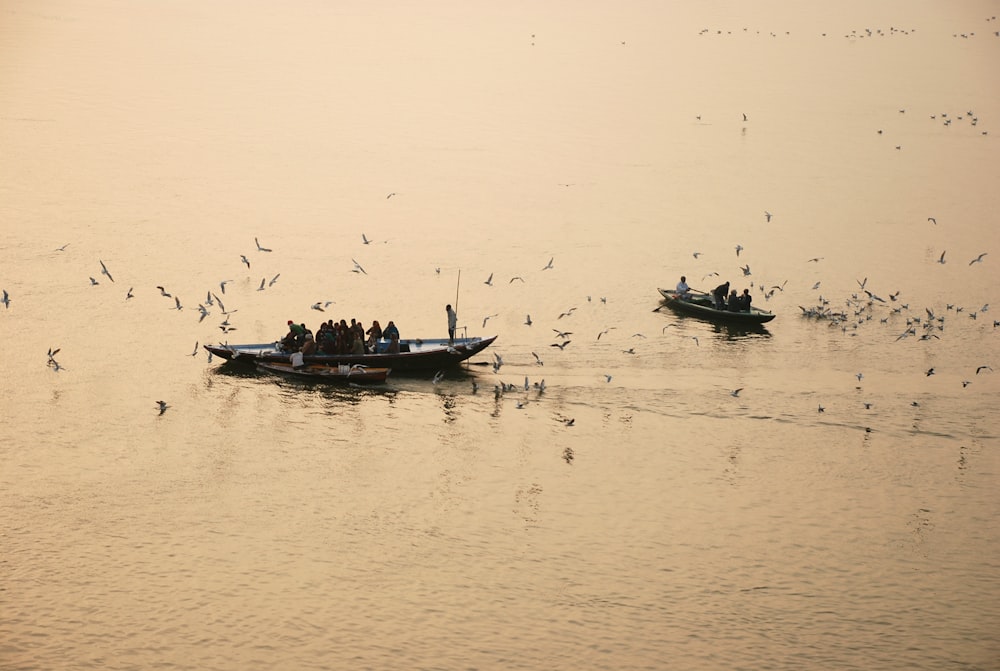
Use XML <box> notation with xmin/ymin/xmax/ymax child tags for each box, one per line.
<box><xmin>255</xmin><ymin>361</ymin><xmax>390</xmax><ymax>384</ymax></box>
<box><xmin>657</xmin><ymin>288</ymin><xmax>776</xmax><ymax>324</ymax></box>
<box><xmin>205</xmin><ymin>335</ymin><xmax>498</xmax><ymax>373</ymax></box>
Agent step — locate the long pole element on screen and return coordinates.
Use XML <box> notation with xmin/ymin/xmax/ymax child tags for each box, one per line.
<box><xmin>455</xmin><ymin>269</ymin><xmax>461</xmax><ymax>315</ymax></box>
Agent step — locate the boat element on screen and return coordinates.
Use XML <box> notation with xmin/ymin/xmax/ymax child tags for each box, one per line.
<box><xmin>657</xmin><ymin>288</ymin><xmax>776</xmax><ymax>324</ymax></box>
<box><xmin>205</xmin><ymin>335</ymin><xmax>498</xmax><ymax>373</ymax></box>
<box><xmin>255</xmin><ymin>360</ymin><xmax>390</xmax><ymax>384</ymax></box>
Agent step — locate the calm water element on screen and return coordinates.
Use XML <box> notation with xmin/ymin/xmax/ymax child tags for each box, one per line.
<box><xmin>2</xmin><ymin>1</ymin><xmax>999</xmax><ymax>669</ymax></box>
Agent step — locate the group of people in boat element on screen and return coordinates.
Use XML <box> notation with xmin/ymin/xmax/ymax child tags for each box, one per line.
<box><xmin>675</xmin><ymin>276</ymin><xmax>753</xmax><ymax>312</ymax></box>
<box><xmin>280</xmin><ymin>318</ymin><xmax>401</xmax><ymax>355</ymax></box>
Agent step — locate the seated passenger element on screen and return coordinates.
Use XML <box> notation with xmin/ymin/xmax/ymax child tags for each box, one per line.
<box><xmin>727</xmin><ymin>290</ymin><xmax>741</xmax><ymax>312</ymax></box>
<box><xmin>300</xmin><ymin>333</ymin><xmax>317</xmax><ymax>355</ymax></box>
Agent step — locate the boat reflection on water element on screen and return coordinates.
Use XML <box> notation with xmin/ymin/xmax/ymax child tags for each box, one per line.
<box><xmin>711</xmin><ymin>321</ymin><xmax>772</xmax><ymax>340</ymax></box>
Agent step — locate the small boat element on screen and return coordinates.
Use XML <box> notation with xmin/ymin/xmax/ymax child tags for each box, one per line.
<box><xmin>657</xmin><ymin>288</ymin><xmax>776</xmax><ymax>324</ymax></box>
<box><xmin>255</xmin><ymin>360</ymin><xmax>391</xmax><ymax>384</ymax></box>
<box><xmin>205</xmin><ymin>335</ymin><xmax>497</xmax><ymax>373</ymax></box>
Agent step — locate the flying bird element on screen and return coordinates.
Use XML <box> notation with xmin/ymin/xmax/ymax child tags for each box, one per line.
<box><xmin>541</xmin><ymin>257</ymin><xmax>554</xmax><ymax>270</ymax></box>
<box><xmin>240</xmin><ymin>254</ymin><xmax>250</xmax><ymax>269</ymax></box>
<box><xmin>255</xmin><ymin>237</ymin><xmax>272</xmax><ymax>252</ymax></box>
<box><xmin>764</xmin><ymin>211</ymin><xmax>772</xmax><ymax>222</ymax></box>
<box><xmin>509</xmin><ymin>276</ymin><xmax>524</xmax><ymax>283</ymax></box>
<box><xmin>219</xmin><ymin>280</ymin><xmax>232</xmax><ymax>294</ymax></box>
<box><xmin>352</xmin><ymin>258</ymin><xmax>367</xmax><ymax>274</ymax></box>
<box><xmin>89</xmin><ymin>277</ymin><xmax>99</xmax><ymax>286</ymax></box>
<box><xmin>976</xmin><ymin>365</ymin><xmax>993</xmax><ymax>375</ymax></box>
<box><xmin>258</xmin><ymin>277</ymin><xmax>266</xmax><ymax>291</ymax></box>
<box><xmin>550</xmin><ymin>340</ymin><xmax>571</xmax><ymax>350</ymax></box>
<box><xmin>969</xmin><ymin>253</ymin><xmax>988</xmax><ymax>265</ymax></box>
<box><xmin>99</xmin><ymin>260</ymin><xmax>114</xmax><ymax>282</ymax></box>
<box><xmin>531</xmin><ymin>352</ymin><xmax>543</xmax><ymax>365</ymax></box>
<box><xmin>1</xmin><ymin>289</ymin><xmax>9</xmax><ymax>308</ymax></box>
<box><xmin>268</xmin><ymin>273</ymin><xmax>280</xmax><ymax>287</ymax></box>
<box><xmin>156</xmin><ymin>286</ymin><xmax>171</xmax><ymax>297</ymax></box>
<box><xmin>735</xmin><ymin>244</ymin><xmax>743</xmax><ymax>257</ymax></box>
<box><xmin>927</xmin><ymin>217</ymin><xmax>937</xmax><ymax>225</ymax></box>
<box><xmin>484</xmin><ymin>272</ymin><xmax>493</xmax><ymax>286</ymax></box>
<box><xmin>362</xmin><ymin>233</ymin><xmax>372</xmax><ymax>245</ymax></box>
<box><xmin>482</xmin><ymin>313</ymin><xmax>498</xmax><ymax>328</ymax></box>
<box><xmin>156</xmin><ymin>400</ymin><xmax>168</xmax><ymax>415</ymax></box>
<box><xmin>190</xmin><ymin>342</ymin><xmax>199</xmax><ymax>356</ymax></box>
<box><xmin>174</xmin><ymin>296</ymin><xmax>183</xmax><ymax>310</ymax></box>
<box><xmin>730</xmin><ymin>388</ymin><xmax>743</xmax><ymax>397</ymax></box>
<box><xmin>125</xmin><ymin>287</ymin><xmax>134</xmax><ymax>300</ymax></box>
<box><xmin>432</xmin><ymin>370</ymin><xmax>445</xmax><ymax>384</ymax></box>
<box><xmin>524</xmin><ymin>314</ymin><xmax>532</xmax><ymax>326</ymax></box>
<box><xmin>937</xmin><ymin>250</ymin><xmax>946</xmax><ymax>264</ymax></box>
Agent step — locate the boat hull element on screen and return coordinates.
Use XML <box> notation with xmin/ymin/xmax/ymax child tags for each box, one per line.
<box><xmin>657</xmin><ymin>289</ymin><xmax>776</xmax><ymax>324</ymax></box>
<box><xmin>255</xmin><ymin>361</ymin><xmax>390</xmax><ymax>384</ymax></box>
<box><xmin>205</xmin><ymin>335</ymin><xmax>497</xmax><ymax>373</ymax></box>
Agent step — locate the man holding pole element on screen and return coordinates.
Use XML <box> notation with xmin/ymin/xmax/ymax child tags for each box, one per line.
<box><xmin>446</xmin><ymin>304</ymin><xmax>458</xmax><ymax>344</ymax></box>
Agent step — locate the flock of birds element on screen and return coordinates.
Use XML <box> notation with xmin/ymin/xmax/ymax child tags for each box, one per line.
<box><xmin>8</xmin><ymin>211</ymin><xmax>994</xmax><ymax>428</ymax></box>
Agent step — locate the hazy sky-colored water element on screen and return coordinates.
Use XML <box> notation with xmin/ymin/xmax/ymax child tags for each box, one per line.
<box><xmin>2</xmin><ymin>1</ymin><xmax>999</xmax><ymax>670</ymax></box>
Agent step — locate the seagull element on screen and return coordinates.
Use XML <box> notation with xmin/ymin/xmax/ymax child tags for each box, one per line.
<box><xmin>731</xmin><ymin>388</ymin><xmax>743</xmax><ymax>397</ymax></box>
<box><xmin>47</xmin><ymin>347</ymin><xmax>60</xmax><ymax>364</ymax></box>
<box><xmin>352</xmin><ymin>258</ymin><xmax>367</xmax><ymax>274</ymax></box>
<box><xmin>240</xmin><ymin>254</ymin><xmax>251</xmax><ymax>269</ymax></box>
<box><xmin>509</xmin><ymin>276</ymin><xmax>524</xmax><ymax>283</ymax></box>
<box><xmin>219</xmin><ymin>280</ymin><xmax>232</xmax><ymax>294</ymax></box>
<box><xmin>764</xmin><ymin>211</ymin><xmax>772</xmax><ymax>222</ymax></box>
<box><xmin>807</xmin><ymin>257</ymin><xmax>823</xmax><ymax>263</ymax></box>
<box><xmin>962</xmin><ymin>380</ymin><xmax>971</xmax><ymax>388</ymax></box>
<box><xmin>311</xmin><ymin>302</ymin><xmax>326</xmax><ymax>311</ymax></box>
<box><xmin>817</xmin><ymin>404</ymin><xmax>825</xmax><ymax>413</ymax></box>
<box><xmin>564</xmin><ymin>418</ymin><xmax>575</xmax><ymax>427</ymax></box>
<box><xmin>740</xmin><ymin>264</ymin><xmax>751</xmax><ymax>276</ymax></box>
<box><xmin>190</xmin><ymin>342</ymin><xmax>199</xmax><ymax>356</ymax></box>
<box><xmin>927</xmin><ymin>217</ymin><xmax>937</xmax><ymax>225</ymax></box>
<box><xmin>604</xmin><ymin>374</ymin><xmax>613</xmax><ymax>383</ymax></box>
<box><xmin>691</xmin><ymin>336</ymin><xmax>699</xmax><ymax>346</ymax></box>
<box><xmin>156</xmin><ymin>400</ymin><xmax>168</xmax><ymax>415</ymax></box>
<box><xmin>557</xmin><ymin>307</ymin><xmax>577</xmax><ymax>319</ymax></box>
<box><xmin>550</xmin><ymin>340</ymin><xmax>571</xmax><ymax>350</ymax></box>
<box><xmin>531</xmin><ymin>352</ymin><xmax>544</xmax><ymax>365</ymax></box>
<box><xmin>99</xmin><ymin>260</ymin><xmax>114</xmax><ymax>282</ymax></box>
<box><xmin>937</xmin><ymin>250</ymin><xmax>946</xmax><ymax>264</ymax></box>
<box><xmin>257</xmin><ymin>277</ymin><xmax>266</xmax><ymax>291</ymax></box>
<box><xmin>856</xmin><ymin>372</ymin><xmax>864</xmax><ymax>382</ymax></box>
<box><xmin>482</xmin><ymin>313</ymin><xmax>498</xmax><ymax>328</ymax></box>
<box><xmin>255</xmin><ymin>237</ymin><xmax>272</xmax><ymax>252</ymax></box>
<box><xmin>362</xmin><ymin>233</ymin><xmax>371</xmax><ymax>245</ymax></box>
<box><xmin>174</xmin><ymin>296</ymin><xmax>183</xmax><ymax>310</ymax></box>
<box><xmin>386</xmin><ymin>192</ymin><xmax>396</xmax><ymax>199</ymax></box>
<box><xmin>157</xmin><ymin>286</ymin><xmax>171</xmax><ymax>297</ymax></box>
<box><xmin>976</xmin><ymin>365</ymin><xmax>993</xmax><ymax>375</ymax></box>
<box><xmin>622</xmin><ymin>348</ymin><xmax>635</xmax><ymax>354</ymax></box>
<box><xmin>735</xmin><ymin>244</ymin><xmax>743</xmax><ymax>257</ymax></box>
<box><xmin>197</xmin><ymin>305</ymin><xmax>209</xmax><ymax>322</ymax></box>
<box><xmin>541</xmin><ymin>257</ymin><xmax>554</xmax><ymax>270</ymax></box>
<box><xmin>597</xmin><ymin>327</ymin><xmax>615</xmax><ymax>340</ymax></box>
<box><xmin>552</xmin><ymin>329</ymin><xmax>572</xmax><ymax>339</ymax></box>
<box><xmin>524</xmin><ymin>314</ymin><xmax>532</xmax><ymax>326</ymax></box>
<box><xmin>484</xmin><ymin>272</ymin><xmax>493</xmax><ymax>286</ymax></box>
<box><xmin>969</xmin><ymin>253</ymin><xmax>988</xmax><ymax>265</ymax></box>
<box><xmin>812</xmin><ymin>281</ymin><xmax>821</xmax><ymax>290</ymax></box>
<box><xmin>268</xmin><ymin>273</ymin><xmax>280</xmax><ymax>287</ymax></box>
<box><xmin>2</xmin><ymin>289</ymin><xmax>10</xmax><ymax>308</ymax></box>
<box><xmin>692</xmin><ymin>251</ymin><xmax>702</xmax><ymax>259</ymax></box>
<box><xmin>432</xmin><ymin>370</ymin><xmax>444</xmax><ymax>384</ymax></box>
<box><xmin>89</xmin><ymin>277</ymin><xmax>99</xmax><ymax>286</ymax></box>
<box><xmin>55</xmin><ymin>243</ymin><xmax>70</xmax><ymax>251</ymax></box>
<box><xmin>926</xmin><ymin>367</ymin><xmax>935</xmax><ymax>376</ymax></box>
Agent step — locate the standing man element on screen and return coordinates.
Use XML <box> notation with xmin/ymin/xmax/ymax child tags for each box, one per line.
<box><xmin>446</xmin><ymin>304</ymin><xmax>458</xmax><ymax>344</ymax></box>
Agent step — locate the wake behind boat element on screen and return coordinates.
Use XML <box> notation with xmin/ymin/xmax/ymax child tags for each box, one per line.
<box><xmin>205</xmin><ymin>335</ymin><xmax>497</xmax><ymax>373</ymax></box>
<box><xmin>657</xmin><ymin>288</ymin><xmax>776</xmax><ymax>324</ymax></box>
